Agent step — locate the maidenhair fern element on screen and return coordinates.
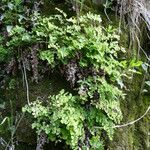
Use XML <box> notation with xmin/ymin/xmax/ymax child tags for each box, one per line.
<box><xmin>22</xmin><ymin>11</ymin><xmax>128</xmax><ymax>150</ymax></box>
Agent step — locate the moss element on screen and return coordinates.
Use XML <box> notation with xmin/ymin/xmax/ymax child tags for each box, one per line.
<box><xmin>133</xmin><ymin>95</ymin><xmax>150</xmax><ymax>150</ymax></box>
<box><xmin>108</xmin><ymin>72</ymin><xmax>150</xmax><ymax>150</ymax></box>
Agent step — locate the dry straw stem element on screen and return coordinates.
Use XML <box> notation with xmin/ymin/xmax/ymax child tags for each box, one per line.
<box><xmin>118</xmin><ymin>0</ymin><xmax>150</xmax><ymax>49</ymax></box>
<box><xmin>118</xmin><ymin>0</ymin><xmax>150</xmax><ymax>29</ymax></box>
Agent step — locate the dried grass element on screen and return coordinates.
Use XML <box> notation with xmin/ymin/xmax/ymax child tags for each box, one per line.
<box><xmin>117</xmin><ymin>0</ymin><xmax>150</xmax><ymax>57</ymax></box>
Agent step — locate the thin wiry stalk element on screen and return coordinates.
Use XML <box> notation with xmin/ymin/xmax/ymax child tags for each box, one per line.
<box><xmin>113</xmin><ymin>106</ymin><xmax>150</xmax><ymax>128</ymax></box>
<box><xmin>94</xmin><ymin>106</ymin><xmax>150</xmax><ymax>129</ymax></box>
<box><xmin>22</xmin><ymin>60</ymin><xmax>30</xmax><ymax>105</ymax></box>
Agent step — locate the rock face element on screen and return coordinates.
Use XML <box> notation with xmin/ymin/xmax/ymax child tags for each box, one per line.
<box><xmin>2</xmin><ymin>74</ymin><xmax>71</xmax><ymax>149</ymax></box>
<box><xmin>1</xmin><ymin>1</ymin><xmax>149</xmax><ymax>150</ymax></box>
<box><xmin>108</xmin><ymin>74</ymin><xmax>150</xmax><ymax>150</ymax></box>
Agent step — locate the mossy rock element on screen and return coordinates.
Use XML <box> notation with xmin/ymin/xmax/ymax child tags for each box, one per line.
<box><xmin>108</xmin><ymin>73</ymin><xmax>150</xmax><ymax>150</ymax></box>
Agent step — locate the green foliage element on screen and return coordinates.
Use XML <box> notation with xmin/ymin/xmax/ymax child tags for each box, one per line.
<box><xmin>22</xmin><ymin>11</ymin><xmax>129</xmax><ymax>150</ymax></box>
<box><xmin>0</xmin><ymin>0</ymin><xmax>39</xmax><ymax>62</ymax></box>
<box><xmin>23</xmin><ymin>90</ymin><xmax>106</xmax><ymax>150</ymax></box>
<box><xmin>33</xmin><ymin>11</ymin><xmax>125</xmax><ymax>79</ymax></box>
<box><xmin>0</xmin><ymin>45</ymin><xmax>8</xmax><ymax>62</ymax></box>
<box><xmin>8</xmin><ymin>25</ymin><xmax>34</xmax><ymax>47</ymax></box>
<box><xmin>0</xmin><ymin>1</ymin><xmax>147</xmax><ymax>149</ymax></box>
<box><xmin>23</xmin><ymin>90</ymin><xmax>85</xmax><ymax>149</ymax></box>
<box><xmin>0</xmin><ymin>0</ymin><xmax>23</xmax><ymax>24</ymax></box>
<box><xmin>0</xmin><ymin>35</ymin><xmax>11</xmax><ymax>62</ymax></box>
<box><xmin>0</xmin><ymin>0</ymin><xmax>144</xmax><ymax>148</ymax></box>
<box><xmin>78</xmin><ymin>77</ymin><xmax>123</xmax><ymax>123</ymax></box>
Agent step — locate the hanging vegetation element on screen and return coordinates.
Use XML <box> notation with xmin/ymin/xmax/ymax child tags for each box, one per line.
<box><xmin>0</xmin><ymin>1</ymin><xmax>149</xmax><ymax>150</ymax></box>
<box><xmin>21</xmin><ymin>11</ymin><xmax>138</xmax><ymax>150</ymax></box>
